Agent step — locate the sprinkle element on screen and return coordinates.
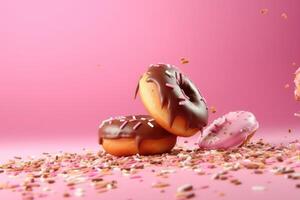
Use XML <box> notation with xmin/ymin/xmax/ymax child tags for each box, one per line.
<box><xmin>180</xmin><ymin>57</ymin><xmax>189</xmax><ymax>64</ymax></box>
<box><xmin>148</xmin><ymin>118</ymin><xmax>155</xmax><ymax>122</ymax></box>
<box><xmin>210</xmin><ymin>106</ymin><xmax>217</xmax><ymax>113</ymax></box>
<box><xmin>165</xmin><ymin>83</ymin><xmax>175</xmax><ymax>89</ymax></box>
<box><xmin>132</xmin><ymin>116</ymin><xmax>136</xmax><ymax>120</ymax></box>
<box><xmin>152</xmin><ymin>181</ymin><xmax>170</xmax><ymax>188</ymax></box>
<box><xmin>179</xmin><ymin>100</ymin><xmax>187</xmax><ymax>105</ymax></box>
<box><xmin>147</xmin><ymin>122</ymin><xmax>154</xmax><ymax>128</ymax></box>
<box><xmin>281</xmin><ymin>12</ymin><xmax>288</xmax><ymax>20</ymax></box>
<box><xmin>74</xmin><ymin>188</ymin><xmax>84</xmax><ymax>197</ymax></box>
<box><xmin>230</xmin><ymin>179</ymin><xmax>242</xmax><ymax>185</ymax></box>
<box><xmin>251</xmin><ymin>185</ymin><xmax>266</xmax><ymax>191</ymax></box>
<box><xmin>141</xmin><ymin>117</ymin><xmax>147</xmax><ymax>120</ymax></box>
<box><xmin>177</xmin><ymin>184</ymin><xmax>193</xmax><ymax>192</ymax></box>
<box><xmin>133</xmin><ymin>122</ymin><xmax>142</xmax><ymax>130</ymax></box>
<box><xmin>284</xmin><ymin>84</ymin><xmax>290</xmax><ymax>89</ymax></box>
<box><xmin>260</xmin><ymin>8</ymin><xmax>268</xmax><ymax>15</ymax></box>
<box><xmin>165</xmin><ymin>70</ymin><xmax>173</xmax><ymax>77</ymax></box>
<box><xmin>176</xmin><ymin>192</ymin><xmax>195</xmax><ymax>199</ymax></box>
<box><xmin>120</xmin><ymin>121</ymin><xmax>128</xmax><ymax>129</ymax></box>
<box><xmin>294</xmin><ymin>113</ymin><xmax>300</xmax><ymax>117</ymax></box>
<box><xmin>63</xmin><ymin>192</ymin><xmax>71</xmax><ymax>198</ymax></box>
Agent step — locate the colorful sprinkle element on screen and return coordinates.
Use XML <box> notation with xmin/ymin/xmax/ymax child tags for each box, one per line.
<box><xmin>120</xmin><ymin>121</ymin><xmax>128</xmax><ymax>129</ymax></box>
<box><xmin>133</xmin><ymin>122</ymin><xmax>142</xmax><ymax>130</ymax></box>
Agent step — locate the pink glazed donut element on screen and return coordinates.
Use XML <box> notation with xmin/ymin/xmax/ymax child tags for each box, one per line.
<box><xmin>198</xmin><ymin>111</ymin><xmax>259</xmax><ymax>150</ymax></box>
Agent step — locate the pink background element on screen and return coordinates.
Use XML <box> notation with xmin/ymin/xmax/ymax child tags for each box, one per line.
<box><xmin>1</xmin><ymin>0</ymin><xmax>300</xmax><ymax>143</ymax></box>
<box><xmin>1</xmin><ymin>1</ymin><xmax>300</xmax><ymax>200</ymax></box>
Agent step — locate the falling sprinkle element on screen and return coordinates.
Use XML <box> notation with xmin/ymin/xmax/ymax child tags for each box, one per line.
<box><xmin>281</xmin><ymin>12</ymin><xmax>288</xmax><ymax>20</ymax></box>
<box><xmin>180</xmin><ymin>57</ymin><xmax>190</xmax><ymax>64</ymax></box>
<box><xmin>294</xmin><ymin>113</ymin><xmax>300</xmax><ymax>117</ymax></box>
<box><xmin>210</xmin><ymin>106</ymin><xmax>217</xmax><ymax>113</ymax></box>
<box><xmin>284</xmin><ymin>84</ymin><xmax>290</xmax><ymax>89</ymax></box>
<box><xmin>260</xmin><ymin>8</ymin><xmax>268</xmax><ymax>15</ymax></box>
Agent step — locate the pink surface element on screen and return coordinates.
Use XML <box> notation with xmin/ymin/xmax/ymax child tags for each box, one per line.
<box><xmin>1</xmin><ymin>135</ymin><xmax>300</xmax><ymax>200</ymax></box>
<box><xmin>1</xmin><ymin>0</ymin><xmax>300</xmax><ymax>199</ymax></box>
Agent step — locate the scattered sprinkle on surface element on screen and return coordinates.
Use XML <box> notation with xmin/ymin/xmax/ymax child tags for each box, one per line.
<box><xmin>0</xmin><ymin>139</ymin><xmax>300</xmax><ymax>199</ymax></box>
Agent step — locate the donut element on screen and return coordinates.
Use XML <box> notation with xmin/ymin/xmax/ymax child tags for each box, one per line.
<box><xmin>135</xmin><ymin>63</ymin><xmax>208</xmax><ymax>137</ymax></box>
<box><xmin>98</xmin><ymin>115</ymin><xmax>177</xmax><ymax>156</ymax></box>
<box><xmin>294</xmin><ymin>67</ymin><xmax>300</xmax><ymax>101</ymax></box>
<box><xmin>197</xmin><ymin>111</ymin><xmax>259</xmax><ymax>150</ymax></box>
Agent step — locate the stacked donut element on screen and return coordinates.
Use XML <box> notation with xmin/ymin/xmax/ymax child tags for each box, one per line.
<box><xmin>98</xmin><ymin>63</ymin><xmax>259</xmax><ymax>156</ymax></box>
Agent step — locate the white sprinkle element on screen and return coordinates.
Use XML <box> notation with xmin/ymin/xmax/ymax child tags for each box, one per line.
<box><xmin>165</xmin><ymin>83</ymin><xmax>175</xmax><ymax>89</ymax></box>
<box><xmin>141</xmin><ymin>117</ymin><xmax>147</xmax><ymax>120</ymax></box>
<box><xmin>165</xmin><ymin>70</ymin><xmax>173</xmax><ymax>77</ymax></box>
<box><xmin>132</xmin><ymin>115</ymin><xmax>136</xmax><ymax>120</ymax></box>
<box><xmin>120</xmin><ymin>121</ymin><xmax>128</xmax><ymax>129</ymax></box>
<box><xmin>74</xmin><ymin>188</ymin><xmax>84</xmax><ymax>197</ymax></box>
<box><xmin>294</xmin><ymin>113</ymin><xmax>300</xmax><ymax>117</ymax></box>
<box><xmin>120</xmin><ymin>119</ymin><xmax>126</xmax><ymax>122</ymax></box>
<box><xmin>133</xmin><ymin>122</ymin><xmax>142</xmax><ymax>130</ymax></box>
<box><xmin>252</xmin><ymin>185</ymin><xmax>266</xmax><ymax>192</ymax></box>
<box><xmin>148</xmin><ymin>118</ymin><xmax>155</xmax><ymax>122</ymax></box>
<box><xmin>147</xmin><ymin>122</ymin><xmax>154</xmax><ymax>128</ymax></box>
<box><xmin>177</xmin><ymin>184</ymin><xmax>193</xmax><ymax>192</ymax></box>
<box><xmin>179</xmin><ymin>100</ymin><xmax>187</xmax><ymax>105</ymax></box>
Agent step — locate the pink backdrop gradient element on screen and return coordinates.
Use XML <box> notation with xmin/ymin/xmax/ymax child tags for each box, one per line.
<box><xmin>1</xmin><ymin>0</ymin><xmax>300</xmax><ymax>145</ymax></box>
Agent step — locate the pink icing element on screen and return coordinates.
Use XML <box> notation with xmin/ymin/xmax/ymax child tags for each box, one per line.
<box><xmin>198</xmin><ymin>111</ymin><xmax>259</xmax><ymax>150</ymax></box>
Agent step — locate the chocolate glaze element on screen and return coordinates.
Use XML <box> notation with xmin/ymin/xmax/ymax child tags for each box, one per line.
<box><xmin>135</xmin><ymin>63</ymin><xmax>208</xmax><ymax>130</ymax></box>
<box><xmin>98</xmin><ymin>115</ymin><xmax>176</xmax><ymax>153</ymax></box>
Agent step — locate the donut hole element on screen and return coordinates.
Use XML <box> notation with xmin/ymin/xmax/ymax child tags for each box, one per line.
<box><xmin>179</xmin><ymin>80</ymin><xmax>197</xmax><ymax>103</ymax></box>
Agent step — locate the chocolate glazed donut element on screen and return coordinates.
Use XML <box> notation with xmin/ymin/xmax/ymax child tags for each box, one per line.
<box><xmin>135</xmin><ymin>64</ymin><xmax>208</xmax><ymax>136</ymax></box>
<box><xmin>99</xmin><ymin>115</ymin><xmax>177</xmax><ymax>156</ymax></box>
